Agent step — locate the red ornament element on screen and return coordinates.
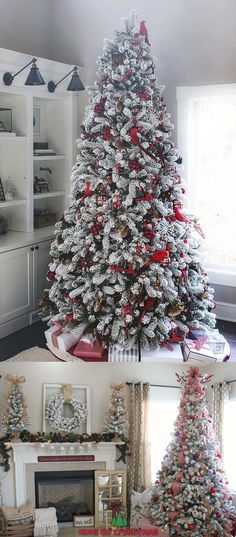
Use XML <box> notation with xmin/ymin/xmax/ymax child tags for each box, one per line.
<box><xmin>167</xmin><ymin>488</ymin><xmax>173</xmax><ymax>495</ymax></box>
<box><xmin>115</xmin><ymin>163</ymin><xmax>121</xmax><ymax>169</ymax></box>
<box><xmin>70</xmin><ymin>297</ymin><xmax>79</xmax><ymax>303</ymax></box>
<box><xmin>47</xmin><ymin>271</ymin><xmax>56</xmax><ymax>281</ymax></box>
<box><xmin>94</xmin><ymin>99</ymin><xmax>105</xmax><ymax>114</ymax></box>
<box><xmin>103</xmin><ymin>127</ymin><xmax>112</xmax><ymax>141</ymax></box>
<box><xmin>91</xmin><ymin>225</ymin><xmax>100</xmax><ymax>235</ymax></box>
<box><xmin>84</xmin><ymin>181</ymin><xmax>93</xmax><ymax>197</ymax></box>
<box><xmin>211</xmin><ymin>487</ymin><xmax>217</xmax><ymax>494</ymax></box>
<box><xmin>136</xmin><ymin>246</ymin><xmax>142</xmax><ymax>254</ymax></box>
<box><xmin>188</xmin><ymin>524</ymin><xmax>195</xmax><ymax>531</ymax></box>
<box><xmin>123</xmin><ymin>305</ymin><xmax>131</xmax><ymax>314</ymax></box>
<box><xmin>145</xmin><ymin>245</ymin><xmax>150</xmax><ymax>252</ymax></box>
<box><xmin>128</xmin><ymin>159</ymin><xmax>141</xmax><ymax>171</ymax></box>
<box><xmin>66</xmin><ymin>314</ymin><xmax>74</xmax><ymax>323</ymax></box>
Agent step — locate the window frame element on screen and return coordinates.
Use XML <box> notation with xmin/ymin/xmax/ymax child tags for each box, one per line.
<box><xmin>177</xmin><ymin>83</ymin><xmax>236</xmax><ymax>287</ymax></box>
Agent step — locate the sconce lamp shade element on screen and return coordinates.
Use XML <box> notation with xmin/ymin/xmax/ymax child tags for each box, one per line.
<box><xmin>67</xmin><ymin>68</ymin><xmax>85</xmax><ymax>91</ymax></box>
<box><xmin>3</xmin><ymin>58</ymin><xmax>45</xmax><ymax>86</ymax></box>
<box><xmin>24</xmin><ymin>61</ymin><xmax>45</xmax><ymax>86</ymax></box>
<box><xmin>48</xmin><ymin>66</ymin><xmax>84</xmax><ymax>93</ymax></box>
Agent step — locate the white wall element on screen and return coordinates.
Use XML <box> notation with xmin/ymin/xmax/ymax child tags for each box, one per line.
<box><xmin>51</xmin><ymin>0</ymin><xmax>236</xmax><ymax>133</ymax></box>
<box><xmin>0</xmin><ymin>361</ymin><xmax>187</xmax><ymax>433</ymax></box>
<box><xmin>0</xmin><ymin>0</ymin><xmax>52</xmax><ymax>59</ymax></box>
<box><xmin>1</xmin><ymin>361</ymin><xmax>236</xmax><ymax>433</ymax></box>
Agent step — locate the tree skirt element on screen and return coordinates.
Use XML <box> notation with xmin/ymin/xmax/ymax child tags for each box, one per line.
<box><xmin>6</xmin><ymin>346</ymin><xmax>60</xmax><ymax>362</ymax></box>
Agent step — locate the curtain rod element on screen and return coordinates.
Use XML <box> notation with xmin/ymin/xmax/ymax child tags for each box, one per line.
<box><xmin>126</xmin><ymin>382</ymin><xmax>180</xmax><ymax>389</ymax></box>
<box><xmin>211</xmin><ymin>379</ymin><xmax>236</xmax><ymax>388</ymax></box>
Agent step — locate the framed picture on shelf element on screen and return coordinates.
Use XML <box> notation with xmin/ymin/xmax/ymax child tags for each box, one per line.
<box><xmin>0</xmin><ymin>108</ymin><xmax>12</xmax><ymax>132</ymax></box>
<box><xmin>33</xmin><ymin>106</ymin><xmax>40</xmax><ymax>134</ymax></box>
<box><xmin>0</xmin><ymin>178</ymin><xmax>5</xmax><ymax>201</ymax></box>
<box><xmin>42</xmin><ymin>383</ymin><xmax>91</xmax><ymax>434</ymax></box>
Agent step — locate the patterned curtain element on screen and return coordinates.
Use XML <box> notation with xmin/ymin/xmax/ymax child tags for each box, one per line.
<box><xmin>212</xmin><ymin>381</ymin><xmax>231</xmax><ymax>452</ymax></box>
<box><xmin>127</xmin><ymin>383</ymin><xmax>151</xmax><ymax>511</ymax></box>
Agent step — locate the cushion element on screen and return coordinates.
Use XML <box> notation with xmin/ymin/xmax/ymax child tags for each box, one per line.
<box><xmin>1</xmin><ymin>503</ymin><xmax>35</xmax><ymax>526</ymax></box>
<box><xmin>130</xmin><ymin>489</ymin><xmax>152</xmax><ymax>529</ymax></box>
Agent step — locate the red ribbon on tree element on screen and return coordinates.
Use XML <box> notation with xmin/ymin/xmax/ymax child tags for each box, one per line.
<box><xmin>110</xmin><ymin>265</ymin><xmax>136</xmax><ymax>276</ymax></box>
<box><xmin>138</xmin><ymin>297</ymin><xmax>155</xmax><ymax>325</ymax></box>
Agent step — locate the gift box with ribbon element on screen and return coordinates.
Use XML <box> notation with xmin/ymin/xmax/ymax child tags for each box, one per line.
<box><xmin>45</xmin><ymin>322</ymin><xmax>62</xmax><ymax>349</ymax></box>
<box><xmin>182</xmin><ymin>338</ymin><xmax>217</xmax><ymax>363</ymax></box>
<box><xmin>72</xmin><ymin>334</ymin><xmax>108</xmax><ymax>361</ymax></box>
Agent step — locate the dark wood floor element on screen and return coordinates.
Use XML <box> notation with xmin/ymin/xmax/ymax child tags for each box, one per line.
<box><xmin>0</xmin><ymin>319</ymin><xmax>235</xmax><ymax>362</ymax></box>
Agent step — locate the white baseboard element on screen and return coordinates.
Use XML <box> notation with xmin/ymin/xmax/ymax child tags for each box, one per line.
<box><xmin>215</xmin><ymin>301</ymin><xmax>236</xmax><ymax>323</ymax></box>
<box><xmin>0</xmin><ymin>313</ymin><xmax>30</xmax><ymax>339</ymax></box>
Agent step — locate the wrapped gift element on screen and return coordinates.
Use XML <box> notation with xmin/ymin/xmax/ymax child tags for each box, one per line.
<box><xmin>188</xmin><ymin>328</ymin><xmax>226</xmax><ymax>355</ymax></box>
<box><xmin>44</xmin><ymin>322</ymin><xmax>62</xmax><ymax>348</ymax></box>
<box><xmin>57</xmin><ymin>332</ymin><xmax>79</xmax><ymax>352</ymax></box>
<box><xmin>72</xmin><ymin>334</ymin><xmax>108</xmax><ymax>361</ymax></box>
<box><xmin>108</xmin><ymin>345</ymin><xmax>139</xmax><ymax>363</ymax></box>
<box><xmin>206</xmin><ymin>329</ymin><xmax>226</xmax><ymax>354</ymax></box>
<box><xmin>182</xmin><ymin>339</ymin><xmax>217</xmax><ymax>363</ymax></box>
<box><xmin>141</xmin><ymin>344</ymin><xmax>183</xmax><ymax>362</ymax></box>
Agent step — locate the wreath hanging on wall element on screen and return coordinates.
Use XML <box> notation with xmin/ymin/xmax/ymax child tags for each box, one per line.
<box><xmin>45</xmin><ymin>393</ymin><xmax>88</xmax><ymax>433</ymax></box>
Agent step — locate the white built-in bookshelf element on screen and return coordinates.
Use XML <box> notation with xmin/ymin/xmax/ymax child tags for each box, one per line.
<box><xmin>0</xmin><ymin>47</ymin><xmax>80</xmax><ymax>337</ymax></box>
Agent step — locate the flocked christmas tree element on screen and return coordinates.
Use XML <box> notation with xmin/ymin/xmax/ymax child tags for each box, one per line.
<box><xmin>105</xmin><ymin>383</ymin><xmax>128</xmax><ymax>437</ymax></box>
<box><xmin>147</xmin><ymin>367</ymin><xmax>235</xmax><ymax>536</ymax></box>
<box><xmin>1</xmin><ymin>374</ymin><xmax>30</xmax><ymax>435</ymax></box>
<box><xmin>42</xmin><ymin>10</ymin><xmax>215</xmax><ymax>350</ymax></box>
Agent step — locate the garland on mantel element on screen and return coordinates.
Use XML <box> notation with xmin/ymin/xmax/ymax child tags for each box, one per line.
<box><xmin>19</xmin><ymin>429</ymin><xmax>128</xmax><ymax>444</ymax></box>
<box><xmin>2</xmin><ymin>430</ymin><xmax>129</xmax><ymax>468</ymax></box>
<box><xmin>0</xmin><ymin>440</ymin><xmax>11</xmax><ymax>473</ymax></box>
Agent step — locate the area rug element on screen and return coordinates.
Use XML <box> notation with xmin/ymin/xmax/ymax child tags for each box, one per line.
<box><xmin>6</xmin><ymin>346</ymin><xmax>60</xmax><ymax>362</ymax></box>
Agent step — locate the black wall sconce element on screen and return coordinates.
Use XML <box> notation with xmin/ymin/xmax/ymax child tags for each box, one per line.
<box><xmin>48</xmin><ymin>66</ymin><xmax>84</xmax><ymax>93</ymax></box>
<box><xmin>3</xmin><ymin>58</ymin><xmax>45</xmax><ymax>86</ymax></box>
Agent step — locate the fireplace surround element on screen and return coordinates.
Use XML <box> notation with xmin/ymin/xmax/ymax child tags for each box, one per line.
<box><xmin>4</xmin><ymin>442</ymin><xmax>118</xmax><ymax>509</ymax></box>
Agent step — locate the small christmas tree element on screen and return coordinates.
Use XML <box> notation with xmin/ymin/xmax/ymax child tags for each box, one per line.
<box><xmin>148</xmin><ymin>367</ymin><xmax>235</xmax><ymax>536</ymax></box>
<box><xmin>105</xmin><ymin>383</ymin><xmax>128</xmax><ymax>437</ymax></box>
<box><xmin>1</xmin><ymin>374</ymin><xmax>30</xmax><ymax>435</ymax></box>
<box><xmin>42</xmin><ymin>10</ymin><xmax>215</xmax><ymax>351</ymax></box>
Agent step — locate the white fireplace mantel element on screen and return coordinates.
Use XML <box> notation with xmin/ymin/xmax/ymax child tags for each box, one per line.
<box><xmin>6</xmin><ymin>442</ymin><xmax>120</xmax><ymax>507</ymax></box>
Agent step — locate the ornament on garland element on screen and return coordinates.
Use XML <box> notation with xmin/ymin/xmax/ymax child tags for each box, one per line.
<box><xmin>104</xmin><ymin>384</ymin><xmax>129</xmax><ymax>438</ymax></box>
<box><xmin>146</xmin><ymin>367</ymin><xmax>236</xmax><ymax>537</ymax></box>
<box><xmin>1</xmin><ymin>374</ymin><xmax>30</xmax><ymax>436</ymax></box>
<box><xmin>45</xmin><ymin>384</ymin><xmax>88</xmax><ymax>433</ymax></box>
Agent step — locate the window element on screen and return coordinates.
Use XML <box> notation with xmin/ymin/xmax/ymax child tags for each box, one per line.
<box><xmin>223</xmin><ymin>399</ymin><xmax>236</xmax><ymax>491</ymax></box>
<box><xmin>177</xmin><ymin>84</ymin><xmax>236</xmax><ymax>286</ymax></box>
<box><xmin>149</xmin><ymin>387</ymin><xmax>180</xmax><ymax>483</ymax></box>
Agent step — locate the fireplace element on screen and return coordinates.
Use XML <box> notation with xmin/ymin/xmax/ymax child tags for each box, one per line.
<box><xmin>35</xmin><ymin>470</ymin><xmax>94</xmax><ymax>523</ymax></box>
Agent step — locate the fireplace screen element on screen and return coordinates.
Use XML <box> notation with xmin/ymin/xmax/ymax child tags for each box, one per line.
<box><xmin>35</xmin><ymin>470</ymin><xmax>94</xmax><ymax>522</ymax></box>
